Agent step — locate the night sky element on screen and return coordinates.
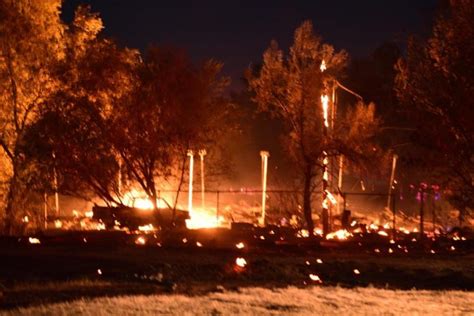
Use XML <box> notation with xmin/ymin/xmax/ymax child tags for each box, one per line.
<box><xmin>63</xmin><ymin>0</ymin><xmax>438</xmax><ymax>89</ymax></box>
<box><xmin>62</xmin><ymin>0</ymin><xmax>439</xmax><ymax>186</ymax></box>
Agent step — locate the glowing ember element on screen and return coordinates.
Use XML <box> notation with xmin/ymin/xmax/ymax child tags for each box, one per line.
<box><xmin>389</xmin><ymin>239</ymin><xmax>395</xmax><ymax>244</ymax></box>
<box><xmin>450</xmin><ymin>246</ymin><xmax>456</xmax><ymax>251</ymax></box>
<box><xmin>400</xmin><ymin>227</ymin><xmax>410</xmax><ymax>234</ymax></box>
<box><xmin>259</xmin><ymin>235</ymin><xmax>265</xmax><ymax>240</ymax></box>
<box><xmin>369</xmin><ymin>223</ymin><xmax>379</xmax><ymax>231</ymax></box>
<box><xmin>309</xmin><ymin>274</ymin><xmax>322</xmax><ymax>283</ymax></box>
<box><xmin>353</xmin><ymin>227</ymin><xmax>363</xmax><ymax>233</ymax></box>
<box><xmin>320</xmin><ymin>60</ymin><xmax>327</xmax><ymax>72</ymax></box>
<box><xmin>374</xmin><ymin>248</ymin><xmax>380</xmax><ymax>253</ymax></box>
<box><xmin>388</xmin><ymin>248</ymin><xmax>393</xmax><ymax>253</ymax></box>
<box><xmin>378</xmin><ymin>231</ymin><xmax>389</xmax><ymax>237</ymax></box>
<box><xmin>326</xmin><ymin>229</ymin><xmax>352</xmax><ymax>240</ymax></box>
<box><xmin>305</xmin><ymin>260</ymin><xmax>310</xmax><ymax>266</ymax></box>
<box><xmin>297</xmin><ymin>229</ymin><xmax>309</xmax><ymax>238</ymax></box>
<box><xmin>97</xmin><ymin>269</ymin><xmax>102</xmax><ymax>275</ymax></box>
<box><xmin>135</xmin><ymin>236</ymin><xmax>146</xmax><ymax>245</ymax></box>
<box><xmin>316</xmin><ymin>258</ymin><xmax>323</xmax><ymax>264</ymax></box>
<box><xmin>54</xmin><ymin>220</ymin><xmax>62</xmax><ymax>228</ymax></box>
<box><xmin>22</xmin><ymin>216</ymin><xmax>29</xmax><ymax>223</ymax></box>
<box><xmin>235</xmin><ymin>257</ymin><xmax>247</xmax><ymax>268</ymax></box>
<box><xmin>314</xmin><ymin>228</ymin><xmax>323</xmax><ymax>236</ymax></box>
<box><xmin>138</xmin><ymin>224</ymin><xmax>155</xmax><ymax>232</ymax></box>
<box><xmin>235</xmin><ymin>242</ymin><xmax>245</xmax><ymax>249</ymax></box>
<box><xmin>431</xmin><ymin>249</ymin><xmax>436</xmax><ymax>254</ymax></box>
<box><xmin>350</xmin><ymin>220</ymin><xmax>357</xmax><ymax>227</ymax></box>
<box><xmin>353</xmin><ymin>269</ymin><xmax>360</xmax><ymax>275</ymax></box>
<box><xmin>196</xmin><ymin>241</ymin><xmax>203</xmax><ymax>247</ymax></box>
<box><xmin>28</xmin><ymin>237</ymin><xmax>40</xmax><ymax>244</ymax></box>
<box><xmin>182</xmin><ymin>238</ymin><xmax>188</xmax><ymax>243</ymax></box>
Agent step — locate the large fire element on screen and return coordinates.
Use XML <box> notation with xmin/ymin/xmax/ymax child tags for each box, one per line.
<box><xmin>122</xmin><ymin>189</ymin><xmax>168</xmax><ymax>210</ymax></box>
<box><xmin>186</xmin><ymin>207</ymin><xmax>226</xmax><ymax>229</ymax></box>
<box><xmin>121</xmin><ymin>188</ymin><xmax>226</xmax><ymax>229</ymax></box>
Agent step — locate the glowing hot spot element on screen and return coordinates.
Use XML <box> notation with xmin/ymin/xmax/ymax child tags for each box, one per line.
<box><xmin>235</xmin><ymin>257</ymin><xmax>247</xmax><ymax>268</ymax></box>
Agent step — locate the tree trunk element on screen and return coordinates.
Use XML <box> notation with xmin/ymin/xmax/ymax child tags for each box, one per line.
<box><xmin>303</xmin><ymin>166</ymin><xmax>314</xmax><ymax>235</ymax></box>
<box><xmin>4</xmin><ymin>167</ymin><xmax>18</xmax><ymax>236</ymax></box>
<box><xmin>172</xmin><ymin>152</ymin><xmax>187</xmax><ymax>226</ymax></box>
<box><xmin>149</xmin><ymin>183</ymin><xmax>164</xmax><ymax>227</ymax></box>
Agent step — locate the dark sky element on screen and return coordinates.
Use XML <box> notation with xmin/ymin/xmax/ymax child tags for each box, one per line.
<box><xmin>62</xmin><ymin>1</ymin><xmax>439</xmax><ymax>187</ymax></box>
<box><xmin>63</xmin><ymin>0</ymin><xmax>438</xmax><ymax>88</ymax></box>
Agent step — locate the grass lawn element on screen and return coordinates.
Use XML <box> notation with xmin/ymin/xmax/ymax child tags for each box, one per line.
<box><xmin>2</xmin><ymin>286</ymin><xmax>473</xmax><ymax>315</ymax></box>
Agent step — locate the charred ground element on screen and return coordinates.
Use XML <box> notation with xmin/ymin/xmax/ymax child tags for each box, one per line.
<box><xmin>1</xmin><ymin>228</ymin><xmax>473</xmax><ymax>310</ymax></box>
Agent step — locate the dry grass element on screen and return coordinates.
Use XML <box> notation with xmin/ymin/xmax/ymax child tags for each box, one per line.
<box><xmin>2</xmin><ymin>286</ymin><xmax>473</xmax><ymax>315</ymax></box>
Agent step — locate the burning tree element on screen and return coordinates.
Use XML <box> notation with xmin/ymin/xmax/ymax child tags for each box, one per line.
<box><xmin>21</xmin><ymin>4</ymin><xmax>231</xmax><ymax>229</ymax></box>
<box><xmin>24</xmin><ymin>5</ymin><xmax>138</xmax><ymax>209</ymax></box>
<box><xmin>110</xmin><ymin>47</ymin><xmax>230</xmax><ymax>218</ymax></box>
<box><xmin>247</xmin><ymin>21</ymin><xmax>380</xmax><ymax>235</ymax></box>
<box><xmin>0</xmin><ymin>0</ymin><xmax>64</xmax><ymax>234</ymax></box>
<box><xmin>395</xmin><ymin>0</ymin><xmax>474</xmax><ymax>221</ymax></box>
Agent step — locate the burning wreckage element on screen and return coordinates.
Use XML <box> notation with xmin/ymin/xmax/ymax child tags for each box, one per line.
<box><xmin>92</xmin><ymin>203</ymin><xmax>189</xmax><ymax>231</ymax></box>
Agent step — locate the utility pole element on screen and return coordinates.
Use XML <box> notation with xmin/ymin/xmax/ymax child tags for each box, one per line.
<box><xmin>259</xmin><ymin>151</ymin><xmax>269</xmax><ymax>227</ymax></box>
<box><xmin>331</xmin><ymin>80</ymin><xmax>363</xmax><ymax>225</ymax></box>
<box><xmin>198</xmin><ymin>149</ymin><xmax>207</xmax><ymax>210</ymax></box>
<box><xmin>321</xmin><ymin>60</ymin><xmax>330</xmax><ymax>236</ymax></box>
<box><xmin>187</xmin><ymin>150</ymin><xmax>194</xmax><ymax>212</ymax></box>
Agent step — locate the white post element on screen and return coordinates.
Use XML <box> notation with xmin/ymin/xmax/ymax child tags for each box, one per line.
<box><xmin>198</xmin><ymin>149</ymin><xmax>207</xmax><ymax>210</ymax></box>
<box><xmin>187</xmin><ymin>150</ymin><xmax>194</xmax><ymax>212</ymax></box>
<box><xmin>259</xmin><ymin>151</ymin><xmax>269</xmax><ymax>227</ymax></box>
